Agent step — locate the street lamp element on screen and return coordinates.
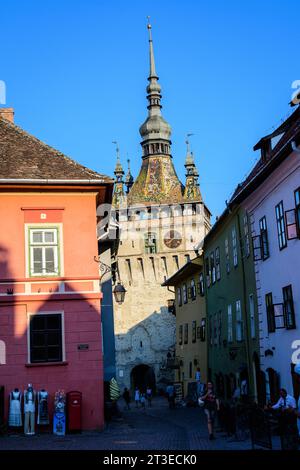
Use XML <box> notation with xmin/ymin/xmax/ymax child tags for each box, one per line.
<box><xmin>113</xmin><ymin>282</ymin><xmax>126</xmax><ymax>304</ymax></box>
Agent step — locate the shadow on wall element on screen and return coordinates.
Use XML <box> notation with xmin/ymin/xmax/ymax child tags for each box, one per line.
<box><xmin>115</xmin><ymin>309</ymin><xmax>176</xmax><ymax>393</ymax></box>
<box><xmin>0</xmin><ymin>243</ymin><xmax>104</xmax><ymax>430</ymax></box>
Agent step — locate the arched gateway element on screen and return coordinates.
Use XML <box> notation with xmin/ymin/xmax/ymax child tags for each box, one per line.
<box><xmin>131</xmin><ymin>364</ymin><xmax>156</xmax><ymax>393</ymax></box>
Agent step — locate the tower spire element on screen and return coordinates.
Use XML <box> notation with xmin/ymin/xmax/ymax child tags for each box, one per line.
<box><xmin>147</xmin><ymin>17</ymin><xmax>158</xmax><ymax>79</ymax></box>
<box><xmin>183</xmin><ymin>136</ymin><xmax>202</xmax><ymax>201</ymax></box>
<box><xmin>125</xmin><ymin>158</ymin><xmax>134</xmax><ymax>194</ymax></box>
<box><xmin>112</xmin><ymin>141</ymin><xmax>125</xmax><ymax>206</ymax></box>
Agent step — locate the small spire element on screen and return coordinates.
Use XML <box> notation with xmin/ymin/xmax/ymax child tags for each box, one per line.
<box><xmin>125</xmin><ymin>158</ymin><xmax>134</xmax><ymax>194</ymax></box>
<box><xmin>185</xmin><ymin>133</ymin><xmax>194</xmax><ymax>165</ymax></box>
<box><xmin>112</xmin><ymin>141</ymin><xmax>124</xmax><ymax>176</ymax></box>
<box><xmin>147</xmin><ymin>16</ymin><xmax>157</xmax><ymax>79</ymax></box>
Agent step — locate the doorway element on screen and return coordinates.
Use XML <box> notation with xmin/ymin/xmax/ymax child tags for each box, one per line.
<box><xmin>131</xmin><ymin>364</ymin><xmax>156</xmax><ymax>393</ymax></box>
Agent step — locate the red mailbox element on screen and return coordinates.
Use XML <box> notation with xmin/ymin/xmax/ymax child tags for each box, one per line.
<box><xmin>67</xmin><ymin>391</ymin><xmax>82</xmax><ymax>432</ymax></box>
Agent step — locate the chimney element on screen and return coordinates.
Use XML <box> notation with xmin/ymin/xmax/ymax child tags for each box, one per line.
<box><xmin>0</xmin><ymin>108</ymin><xmax>14</xmax><ymax>123</ymax></box>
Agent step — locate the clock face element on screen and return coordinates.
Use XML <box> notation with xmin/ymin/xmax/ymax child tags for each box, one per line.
<box><xmin>164</xmin><ymin>230</ymin><xmax>182</xmax><ymax>249</ymax></box>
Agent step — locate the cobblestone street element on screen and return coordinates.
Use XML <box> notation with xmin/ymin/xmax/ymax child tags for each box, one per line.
<box><xmin>0</xmin><ymin>397</ymin><xmax>282</xmax><ymax>451</ymax></box>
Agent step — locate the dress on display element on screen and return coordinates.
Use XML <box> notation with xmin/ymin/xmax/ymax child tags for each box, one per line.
<box><xmin>37</xmin><ymin>390</ymin><xmax>49</xmax><ymax>425</ymax></box>
<box><xmin>8</xmin><ymin>390</ymin><xmax>22</xmax><ymax>427</ymax></box>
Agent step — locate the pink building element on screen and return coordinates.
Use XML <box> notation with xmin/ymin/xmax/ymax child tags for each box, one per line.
<box><xmin>0</xmin><ymin>108</ymin><xmax>113</xmax><ymax>429</ymax></box>
<box><xmin>232</xmin><ymin>106</ymin><xmax>300</xmax><ymax>402</ymax></box>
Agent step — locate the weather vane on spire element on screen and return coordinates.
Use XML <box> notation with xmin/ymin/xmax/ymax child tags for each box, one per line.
<box><xmin>185</xmin><ymin>133</ymin><xmax>194</xmax><ymax>154</ymax></box>
<box><xmin>112</xmin><ymin>141</ymin><xmax>120</xmax><ymax>161</ymax></box>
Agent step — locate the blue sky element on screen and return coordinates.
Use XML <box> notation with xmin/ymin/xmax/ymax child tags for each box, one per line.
<box><xmin>1</xmin><ymin>0</ymin><xmax>299</xmax><ymax>219</ymax></box>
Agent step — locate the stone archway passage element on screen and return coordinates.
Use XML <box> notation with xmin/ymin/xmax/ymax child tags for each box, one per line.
<box><xmin>131</xmin><ymin>364</ymin><xmax>156</xmax><ymax>393</ymax></box>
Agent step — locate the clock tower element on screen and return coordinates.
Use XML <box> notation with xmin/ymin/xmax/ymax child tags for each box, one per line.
<box><xmin>111</xmin><ymin>22</ymin><xmax>211</xmax><ymax>392</ymax></box>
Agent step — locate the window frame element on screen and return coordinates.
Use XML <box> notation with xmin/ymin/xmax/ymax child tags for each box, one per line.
<box><xmin>190</xmin><ymin>279</ymin><xmax>196</xmax><ymax>300</ymax></box>
<box><xmin>192</xmin><ymin>320</ymin><xmax>197</xmax><ymax>343</ymax></box>
<box><xmin>259</xmin><ymin>216</ymin><xmax>270</xmax><ymax>260</ymax></box>
<box><xmin>177</xmin><ymin>287</ymin><xmax>182</xmax><ymax>307</ymax></box>
<box><xmin>183</xmin><ymin>284</ymin><xmax>188</xmax><ymax>304</ymax></box>
<box><xmin>210</xmin><ymin>252</ymin><xmax>216</xmax><ymax>284</ymax></box>
<box><xmin>232</xmin><ymin>227</ymin><xmax>238</xmax><ymax>267</ymax></box>
<box><xmin>249</xmin><ymin>294</ymin><xmax>256</xmax><ymax>339</ymax></box>
<box><xmin>243</xmin><ymin>214</ymin><xmax>250</xmax><ymax>258</ymax></box>
<box><xmin>283</xmin><ymin>285</ymin><xmax>296</xmax><ymax>330</ymax></box>
<box><xmin>275</xmin><ymin>201</ymin><xmax>287</xmax><ymax>250</ymax></box>
<box><xmin>178</xmin><ymin>325</ymin><xmax>183</xmax><ymax>345</ymax></box>
<box><xmin>28</xmin><ymin>226</ymin><xmax>61</xmax><ymax>278</ymax></box>
<box><xmin>225</xmin><ymin>238</ymin><xmax>230</xmax><ymax>274</ymax></box>
<box><xmin>235</xmin><ymin>300</ymin><xmax>244</xmax><ymax>342</ymax></box>
<box><xmin>144</xmin><ymin>232</ymin><xmax>157</xmax><ymax>254</ymax></box>
<box><xmin>184</xmin><ymin>323</ymin><xmax>189</xmax><ymax>344</ymax></box>
<box><xmin>215</xmin><ymin>247</ymin><xmax>221</xmax><ymax>281</ymax></box>
<box><xmin>265</xmin><ymin>292</ymin><xmax>275</xmax><ymax>333</ymax></box>
<box><xmin>295</xmin><ymin>187</ymin><xmax>300</xmax><ymax>236</ymax></box>
<box><xmin>28</xmin><ymin>311</ymin><xmax>64</xmax><ymax>364</ymax></box>
<box><xmin>227</xmin><ymin>304</ymin><xmax>233</xmax><ymax>343</ymax></box>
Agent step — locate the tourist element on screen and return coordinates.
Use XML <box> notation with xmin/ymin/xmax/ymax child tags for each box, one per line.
<box><xmin>122</xmin><ymin>387</ymin><xmax>131</xmax><ymax>410</ymax></box>
<box><xmin>134</xmin><ymin>387</ymin><xmax>140</xmax><ymax>408</ymax></box>
<box><xmin>140</xmin><ymin>393</ymin><xmax>146</xmax><ymax>410</ymax></box>
<box><xmin>195</xmin><ymin>367</ymin><xmax>202</xmax><ymax>397</ymax></box>
<box><xmin>146</xmin><ymin>387</ymin><xmax>152</xmax><ymax>407</ymax></box>
<box><xmin>270</xmin><ymin>388</ymin><xmax>296</xmax><ymax>410</ymax></box>
<box><xmin>201</xmin><ymin>382</ymin><xmax>220</xmax><ymax>440</ymax></box>
<box><xmin>166</xmin><ymin>383</ymin><xmax>175</xmax><ymax>409</ymax></box>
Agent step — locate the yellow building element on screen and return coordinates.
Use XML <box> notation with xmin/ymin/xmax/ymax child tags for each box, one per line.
<box><xmin>163</xmin><ymin>257</ymin><xmax>207</xmax><ymax>397</ymax></box>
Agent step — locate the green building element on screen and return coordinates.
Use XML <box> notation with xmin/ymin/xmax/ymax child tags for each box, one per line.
<box><xmin>203</xmin><ymin>204</ymin><xmax>260</xmax><ymax>402</ymax></box>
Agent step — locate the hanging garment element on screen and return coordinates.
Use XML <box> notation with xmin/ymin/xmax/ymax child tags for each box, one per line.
<box><xmin>8</xmin><ymin>390</ymin><xmax>22</xmax><ymax>427</ymax></box>
<box><xmin>37</xmin><ymin>390</ymin><xmax>49</xmax><ymax>425</ymax></box>
<box><xmin>24</xmin><ymin>388</ymin><xmax>36</xmax><ymax>435</ymax></box>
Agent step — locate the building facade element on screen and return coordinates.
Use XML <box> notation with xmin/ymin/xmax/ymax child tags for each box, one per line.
<box><xmin>234</xmin><ymin>106</ymin><xmax>300</xmax><ymax>403</ymax></box>
<box><xmin>163</xmin><ymin>257</ymin><xmax>207</xmax><ymax>396</ymax></box>
<box><xmin>203</xmin><ymin>205</ymin><xmax>260</xmax><ymax>402</ymax></box>
<box><xmin>111</xmin><ymin>24</ymin><xmax>211</xmax><ymax>393</ymax></box>
<box><xmin>0</xmin><ymin>108</ymin><xmax>113</xmax><ymax>429</ymax></box>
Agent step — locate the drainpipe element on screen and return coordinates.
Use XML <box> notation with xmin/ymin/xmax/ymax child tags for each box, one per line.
<box><xmin>236</xmin><ymin>212</ymin><xmax>253</xmax><ymax>400</ymax></box>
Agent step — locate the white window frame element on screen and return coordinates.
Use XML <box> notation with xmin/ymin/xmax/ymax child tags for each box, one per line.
<box><xmin>227</xmin><ymin>304</ymin><xmax>233</xmax><ymax>343</ymax></box>
<box><xmin>236</xmin><ymin>300</ymin><xmax>243</xmax><ymax>341</ymax></box>
<box><xmin>26</xmin><ymin>224</ymin><xmax>63</xmax><ymax>277</ymax></box>
<box><xmin>249</xmin><ymin>294</ymin><xmax>255</xmax><ymax>339</ymax></box>
<box><xmin>27</xmin><ymin>310</ymin><xmax>66</xmax><ymax>364</ymax></box>
<box><xmin>232</xmin><ymin>227</ymin><xmax>238</xmax><ymax>267</ymax></box>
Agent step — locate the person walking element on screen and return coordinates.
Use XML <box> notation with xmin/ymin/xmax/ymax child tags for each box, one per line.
<box><xmin>134</xmin><ymin>387</ymin><xmax>140</xmax><ymax>408</ymax></box>
<box><xmin>122</xmin><ymin>387</ymin><xmax>131</xmax><ymax>410</ymax></box>
<box><xmin>166</xmin><ymin>383</ymin><xmax>175</xmax><ymax>409</ymax></box>
<box><xmin>195</xmin><ymin>367</ymin><xmax>202</xmax><ymax>397</ymax></box>
<box><xmin>202</xmin><ymin>382</ymin><xmax>219</xmax><ymax>440</ymax></box>
<box><xmin>140</xmin><ymin>393</ymin><xmax>146</xmax><ymax>410</ymax></box>
<box><xmin>146</xmin><ymin>387</ymin><xmax>152</xmax><ymax>407</ymax></box>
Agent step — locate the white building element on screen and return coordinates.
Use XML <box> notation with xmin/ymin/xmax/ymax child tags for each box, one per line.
<box><xmin>232</xmin><ymin>106</ymin><xmax>300</xmax><ymax>402</ymax></box>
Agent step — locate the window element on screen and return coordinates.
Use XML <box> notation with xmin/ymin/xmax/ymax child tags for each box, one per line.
<box><xmin>199</xmin><ymin>318</ymin><xmax>206</xmax><ymax>342</ymax></box>
<box><xmin>173</xmin><ymin>255</ymin><xmax>179</xmax><ymax>271</ymax></box>
<box><xmin>249</xmin><ymin>294</ymin><xmax>255</xmax><ymax>339</ymax></box>
<box><xmin>198</xmin><ymin>272</ymin><xmax>204</xmax><ymax>296</ymax></box>
<box><xmin>225</xmin><ymin>238</ymin><xmax>230</xmax><ymax>273</ymax></box>
<box><xmin>192</xmin><ymin>321</ymin><xmax>196</xmax><ymax>343</ymax></box>
<box><xmin>185</xmin><ymin>254</ymin><xmax>190</xmax><ymax>264</ymax></box>
<box><xmin>177</xmin><ymin>287</ymin><xmax>182</xmax><ymax>307</ymax></box>
<box><xmin>210</xmin><ymin>252</ymin><xmax>216</xmax><ymax>284</ymax></box>
<box><xmin>283</xmin><ymin>285</ymin><xmax>296</xmax><ymax>330</ymax></box>
<box><xmin>243</xmin><ymin>215</ymin><xmax>250</xmax><ymax>257</ymax></box>
<box><xmin>189</xmin><ymin>361</ymin><xmax>193</xmax><ymax>379</ymax></box>
<box><xmin>29</xmin><ymin>228</ymin><xmax>59</xmax><ymax>276</ymax></box>
<box><xmin>190</xmin><ymin>279</ymin><xmax>196</xmax><ymax>300</ymax></box>
<box><xmin>232</xmin><ymin>227</ymin><xmax>238</xmax><ymax>266</ymax></box>
<box><xmin>265</xmin><ymin>292</ymin><xmax>275</xmax><ymax>333</ymax></box>
<box><xmin>205</xmin><ymin>257</ymin><xmax>211</xmax><ymax>287</ymax></box>
<box><xmin>29</xmin><ymin>313</ymin><xmax>63</xmax><ymax>363</ymax></box>
<box><xmin>215</xmin><ymin>247</ymin><xmax>221</xmax><ymax>281</ymax></box>
<box><xmin>183</xmin><ymin>284</ymin><xmax>188</xmax><ymax>304</ymax></box>
<box><xmin>179</xmin><ymin>325</ymin><xmax>183</xmax><ymax>345</ymax></box>
<box><xmin>209</xmin><ymin>315</ymin><xmax>213</xmax><ymax>346</ymax></box>
<box><xmin>125</xmin><ymin>259</ymin><xmax>132</xmax><ymax>282</ymax></box>
<box><xmin>213</xmin><ymin>313</ymin><xmax>218</xmax><ymax>346</ymax></box>
<box><xmin>236</xmin><ymin>300</ymin><xmax>243</xmax><ymax>341</ymax></box>
<box><xmin>275</xmin><ymin>202</ymin><xmax>287</xmax><ymax>250</ymax></box>
<box><xmin>184</xmin><ymin>323</ymin><xmax>188</xmax><ymax>344</ymax></box>
<box><xmin>285</xmin><ymin>188</ymin><xmax>300</xmax><ymax>240</ymax></box>
<box><xmin>259</xmin><ymin>216</ymin><xmax>269</xmax><ymax>260</ymax></box>
<box><xmin>227</xmin><ymin>305</ymin><xmax>233</xmax><ymax>343</ymax></box>
<box><xmin>144</xmin><ymin>232</ymin><xmax>157</xmax><ymax>254</ymax></box>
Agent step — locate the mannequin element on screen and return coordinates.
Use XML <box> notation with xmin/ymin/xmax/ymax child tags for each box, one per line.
<box><xmin>24</xmin><ymin>384</ymin><xmax>36</xmax><ymax>435</ymax></box>
<box><xmin>8</xmin><ymin>388</ymin><xmax>22</xmax><ymax>427</ymax></box>
<box><xmin>37</xmin><ymin>389</ymin><xmax>49</xmax><ymax>425</ymax></box>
